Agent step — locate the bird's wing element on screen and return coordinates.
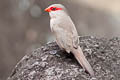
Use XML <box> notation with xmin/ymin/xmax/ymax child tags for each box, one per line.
<box><xmin>58</xmin><ymin>16</ymin><xmax>79</xmax><ymax>49</ymax></box>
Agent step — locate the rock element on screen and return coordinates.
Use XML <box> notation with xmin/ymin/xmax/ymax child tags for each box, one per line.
<box><xmin>7</xmin><ymin>36</ymin><xmax>120</xmax><ymax>80</ymax></box>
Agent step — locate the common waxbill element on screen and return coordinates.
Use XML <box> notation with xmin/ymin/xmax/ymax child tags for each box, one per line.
<box><xmin>45</xmin><ymin>4</ymin><xmax>94</xmax><ymax>76</ymax></box>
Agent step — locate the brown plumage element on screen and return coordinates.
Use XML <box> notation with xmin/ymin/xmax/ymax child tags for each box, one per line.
<box><xmin>45</xmin><ymin>4</ymin><xmax>94</xmax><ymax>76</ymax></box>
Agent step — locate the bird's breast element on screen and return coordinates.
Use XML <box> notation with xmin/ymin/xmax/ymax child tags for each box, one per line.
<box><xmin>50</xmin><ymin>18</ymin><xmax>62</xmax><ymax>32</ymax></box>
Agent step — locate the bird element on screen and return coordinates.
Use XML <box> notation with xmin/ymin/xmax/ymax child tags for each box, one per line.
<box><xmin>45</xmin><ymin>4</ymin><xmax>94</xmax><ymax>76</ymax></box>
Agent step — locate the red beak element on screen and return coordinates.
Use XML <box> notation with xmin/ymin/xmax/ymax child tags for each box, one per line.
<box><xmin>45</xmin><ymin>8</ymin><xmax>51</xmax><ymax>12</ymax></box>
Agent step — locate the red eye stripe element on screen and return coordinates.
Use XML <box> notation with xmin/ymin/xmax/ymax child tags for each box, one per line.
<box><xmin>50</xmin><ymin>6</ymin><xmax>62</xmax><ymax>11</ymax></box>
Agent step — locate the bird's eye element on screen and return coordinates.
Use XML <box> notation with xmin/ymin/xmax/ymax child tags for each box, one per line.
<box><xmin>51</xmin><ymin>7</ymin><xmax>56</xmax><ymax>11</ymax></box>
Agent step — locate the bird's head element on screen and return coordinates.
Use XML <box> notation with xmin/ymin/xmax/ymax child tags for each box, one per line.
<box><xmin>45</xmin><ymin>4</ymin><xmax>68</xmax><ymax>18</ymax></box>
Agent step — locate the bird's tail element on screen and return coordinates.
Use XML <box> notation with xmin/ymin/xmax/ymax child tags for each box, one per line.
<box><xmin>72</xmin><ymin>46</ymin><xmax>94</xmax><ymax>76</ymax></box>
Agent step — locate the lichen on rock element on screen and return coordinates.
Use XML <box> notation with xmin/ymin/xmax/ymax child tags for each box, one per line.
<box><xmin>7</xmin><ymin>36</ymin><xmax>120</xmax><ymax>80</ymax></box>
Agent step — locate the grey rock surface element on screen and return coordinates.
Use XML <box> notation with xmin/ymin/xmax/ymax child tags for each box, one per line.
<box><xmin>7</xmin><ymin>36</ymin><xmax>120</xmax><ymax>80</ymax></box>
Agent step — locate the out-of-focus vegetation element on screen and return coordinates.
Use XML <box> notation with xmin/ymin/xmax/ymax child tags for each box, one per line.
<box><xmin>0</xmin><ymin>0</ymin><xmax>120</xmax><ymax>80</ymax></box>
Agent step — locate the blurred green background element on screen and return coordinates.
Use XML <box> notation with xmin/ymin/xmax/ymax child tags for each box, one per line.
<box><xmin>0</xmin><ymin>0</ymin><xmax>120</xmax><ymax>80</ymax></box>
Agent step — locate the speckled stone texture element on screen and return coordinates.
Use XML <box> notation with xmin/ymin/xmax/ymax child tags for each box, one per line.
<box><xmin>7</xmin><ymin>36</ymin><xmax>120</xmax><ymax>80</ymax></box>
